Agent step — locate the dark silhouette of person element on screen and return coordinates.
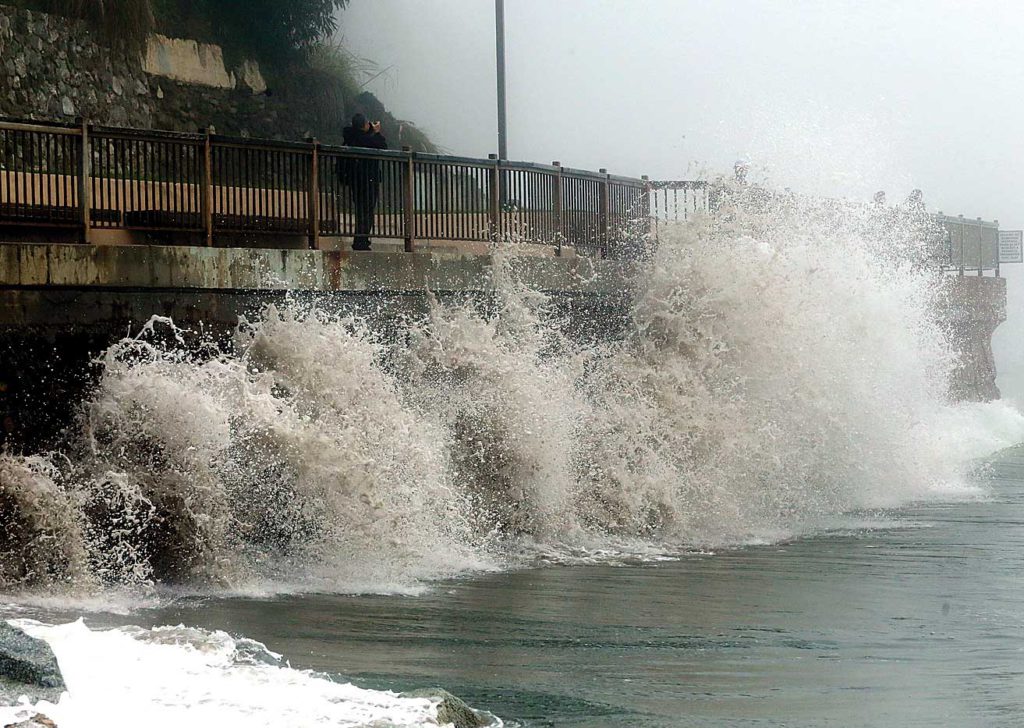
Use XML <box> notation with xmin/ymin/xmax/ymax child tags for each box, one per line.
<box><xmin>733</xmin><ymin>159</ymin><xmax>750</xmax><ymax>184</ymax></box>
<box><xmin>342</xmin><ymin>113</ymin><xmax>387</xmax><ymax>251</ymax></box>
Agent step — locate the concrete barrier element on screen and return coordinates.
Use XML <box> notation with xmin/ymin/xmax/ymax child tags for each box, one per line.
<box><xmin>936</xmin><ymin>275</ymin><xmax>1006</xmax><ymax>402</ymax></box>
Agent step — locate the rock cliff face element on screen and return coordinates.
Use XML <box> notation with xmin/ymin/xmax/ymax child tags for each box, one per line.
<box><xmin>0</xmin><ymin>5</ymin><xmax>406</xmax><ymax>145</ymax></box>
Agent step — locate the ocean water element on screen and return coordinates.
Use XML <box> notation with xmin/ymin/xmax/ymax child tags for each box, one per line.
<box><xmin>0</xmin><ymin>193</ymin><xmax>1022</xmax><ymax>725</ymax></box>
<box><xmin>3</xmin><ymin>445</ymin><xmax>1023</xmax><ymax>727</ymax></box>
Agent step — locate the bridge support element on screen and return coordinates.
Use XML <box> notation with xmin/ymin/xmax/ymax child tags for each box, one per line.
<box><xmin>937</xmin><ymin>276</ymin><xmax>1006</xmax><ymax>402</ymax></box>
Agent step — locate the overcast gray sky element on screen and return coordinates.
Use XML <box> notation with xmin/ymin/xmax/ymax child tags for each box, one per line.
<box><xmin>339</xmin><ymin>0</ymin><xmax>1024</xmax><ymax>396</ymax></box>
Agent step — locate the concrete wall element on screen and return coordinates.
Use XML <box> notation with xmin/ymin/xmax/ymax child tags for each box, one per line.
<box><xmin>0</xmin><ymin>239</ymin><xmax>1006</xmax><ymax>448</ymax></box>
<box><xmin>143</xmin><ymin>35</ymin><xmax>263</xmax><ymax>92</ymax></box>
<box><xmin>0</xmin><ymin>243</ymin><xmax>636</xmax><ymax>449</ymax></box>
<box><xmin>0</xmin><ymin>244</ymin><xmax>632</xmax><ymax>298</ymax></box>
<box><xmin>937</xmin><ymin>275</ymin><xmax>1007</xmax><ymax>402</ymax></box>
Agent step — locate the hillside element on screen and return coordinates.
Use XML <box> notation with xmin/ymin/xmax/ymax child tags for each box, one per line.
<box><xmin>0</xmin><ymin>0</ymin><xmax>435</xmax><ymax>150</ymax></box>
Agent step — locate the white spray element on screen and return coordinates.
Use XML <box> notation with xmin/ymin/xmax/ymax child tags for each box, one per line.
<box><xmin>0</xmin><ymin>193</ymin><xmax>1020</xmax><ymax>592</ymax></box>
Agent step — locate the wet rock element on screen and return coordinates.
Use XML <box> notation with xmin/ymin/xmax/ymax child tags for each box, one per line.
<box><xmin>404</xmin><ymin>689</ymin><xmax>487</xmax><ymax>728</ymax></box>
<box><xmin>4</xmin><ymin>713</ymin><xmax>57</xmax><ymax>728</ymax></box>
<box><xmin>0</xmin><ymin>623</ymin><xmax>64</xmax><ymax>706</ymax></box>
<box><xmin>108</xmin><ymin>106</ymin><xmax>128</xmax><ymax>126</ymax></box>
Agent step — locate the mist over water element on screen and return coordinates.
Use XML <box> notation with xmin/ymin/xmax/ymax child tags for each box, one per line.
<box><xmin>2</xmin><ymin>193</ymin><xmax>1022</xmax><ymax>598</ymax></box>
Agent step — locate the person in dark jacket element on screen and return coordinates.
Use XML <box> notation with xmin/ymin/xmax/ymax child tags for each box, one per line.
<box><xmin>342</xmin><ymin>113</ymin><xmax>387</xmax><ymax>251</ymax></box>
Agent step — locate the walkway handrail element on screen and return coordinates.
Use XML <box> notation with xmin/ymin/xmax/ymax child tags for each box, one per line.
<box><xmin>933</xmin><ymin>213</ymin><xmax>1001</xmax><ymax>277</ymax></box>
<box><xmin>1</xmin><ymin>116</ymin><xmax>1001</xmax><ymax>274</ymax></box>
<box><xmin>647</xmin><ymin>180</ymin><xmax>1002</xmax><ymax>277</ymax></box>
<box><xmin>0</xmin><ymin>117</ymin><xmax>650</xmax><ymax>258</ymax></box>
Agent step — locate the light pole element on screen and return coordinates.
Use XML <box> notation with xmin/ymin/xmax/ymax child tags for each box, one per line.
<box><xmin>495</xmin><ymin>0</ymin><xmax>507</xmax><ymax>160</ymax></box>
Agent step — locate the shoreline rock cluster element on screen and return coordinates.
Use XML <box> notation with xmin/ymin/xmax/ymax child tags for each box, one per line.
<box><xmin>0</xmin><ymin>623</ymin><xmax>63</xmax><ymax>728</ymax></box>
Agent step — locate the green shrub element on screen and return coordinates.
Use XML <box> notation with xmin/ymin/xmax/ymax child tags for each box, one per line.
<box><xmin>155</xmin><ymin>0</ymin><xmax>350</xmax><ymax>67</ymax></box>
<box><xmin>7</xmin><ymin>0</ymin><xmax>351</xmax><ymax>65</ymax></box>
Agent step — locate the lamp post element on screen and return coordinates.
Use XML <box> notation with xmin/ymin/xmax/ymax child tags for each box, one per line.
<box><xmin>495</xmin><ymin>0</ymin><xmax>507</xmax><ymax>160</ymax></box>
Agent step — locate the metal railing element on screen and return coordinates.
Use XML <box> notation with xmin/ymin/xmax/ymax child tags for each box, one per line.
<box><xmin>935</xmin><ymin>213</ymin><xmax>1001</xmax><ymax>277</ymax></box>
<box><xmin>1</xmin><ymin>116</ymin><xmax>1003</xmax><ymax>273</ymax></box>
<box><xmin>649</xmin><ymin>180</ymin><xmax>712</xmax><ymax>229</ymax></box>
<box><xmin>0</xmin><ymin>117</ymin><xmax>651</xmax><ymax>258</ymax></box>
<box><xmin>648</xmin><ymin>180</ymin><xmax>1002</xmax><ymax>277</ymax></box>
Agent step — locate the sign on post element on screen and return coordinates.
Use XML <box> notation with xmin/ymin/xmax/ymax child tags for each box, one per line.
<box><xmin>998</xmin><ymin>230</ymin><xmax>1023</xmax><ymax>264</ymax></box>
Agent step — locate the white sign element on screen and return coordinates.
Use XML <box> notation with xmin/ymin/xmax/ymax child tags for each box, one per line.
<box><xmin>999</xmin><ymin>230</ymin><xmax>1023</xmax><ymax>264</ymax></box>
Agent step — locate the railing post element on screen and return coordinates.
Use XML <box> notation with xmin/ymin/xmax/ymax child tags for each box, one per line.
<box><xmin>552</xmin><ymin>161</ymin><xmax>563</xmax><ymax>256</ymax></box>
<box><xmin>959</xmin><ymin>214</ymin><xmax>965</xmax><ymax>276</ymax></box>
<box><xmin>976</xmin><ymin>217</ymin><xmax>983</xmax><ymax>277</ymax></box>
<box><xmin>307</xmin><ymin>136</ymin><xmax>320</xmax><ymax>250</ymax></box>
<box><xmin>995</xmin><ymin>219</ymin><xmax>1001</xmax><ymax>278</ymax></box>
<box><xmin>403</xmin><ymin>145</ymin><xmax>416</xmax><ymax>253</ymax></box>
<box><xmin>200</xmin><ymin>126</ymin><xmax>213</xmax><ymax>247</ymax></box>
<box><xmin>488</xmin><ymin>153</ymin><xmax>500</xmax><ymax>241</ymax></box>
<box><xmin>641</xmin><ymin>174</ymin><xmax>652</xmax><ymax>255</ymax></box>
<box><xmin>598</xmin><ymin>168</ymin><xmax>609</xmax><ymax>259</ymax></box>
<box><xmin>77</xmin><ymin>118</ymin><xmax>91</xmax><ymax>244</ymax></box>
<box><xmin>938</xmin><ymin>211</ymin><xmax>953</xmax><ymax>271</ymax></box>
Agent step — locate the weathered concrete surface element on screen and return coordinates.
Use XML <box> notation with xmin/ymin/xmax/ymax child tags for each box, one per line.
<box><xmin>0</xmin><ymin>243</ymin><xmax>636</xmax><ymax>450</ymax></box>
<box><xmin>144</xmin><ymin>35</ymin><xmax>239</xmax><ymax>90</ymax></box>
<box><xmin>937</xmin><ymin>275</ymin><xmax>1006</xmax><ymax>402</ymax></box>
<box><xmin>0</xmin><ymin>244</ymin><xmax>634</xmax><ymax>296</ymax></box>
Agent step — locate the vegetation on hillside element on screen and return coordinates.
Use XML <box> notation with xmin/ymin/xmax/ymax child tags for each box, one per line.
<box><xmin>7</xmin><ymin>0</ymin><xmax>350</xmax><ymax>63</ymax></box>
<box><xmin>157</xmin><ymin>0</ymin><xmax>350</xmax><ymax>66</ymax></box>
<box><xmin>3</xmin><ymin>0</ymin><xmax>440</xmax><ymax>150</ymax></box>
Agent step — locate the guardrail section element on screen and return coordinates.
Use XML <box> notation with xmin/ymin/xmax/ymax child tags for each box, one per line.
<box><xmin>0</xmin><ymin>120</ymin><xmax>82</xmax><ymax>227</ymax></box>
<box><xmin>0</xmin><ymin>118</ymin><xmax>650</xmax><ymax>258</ymax></box>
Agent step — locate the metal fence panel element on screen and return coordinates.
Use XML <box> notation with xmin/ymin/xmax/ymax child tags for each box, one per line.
<box><xmin>0</xmin><ymin>122</ymin><xmax>81</xmax><ymax>227</ymax></box>
<box><xmin>91</xmin><ymin>128</ymin><xmax>202</xmax><ymax>230</ymax></box>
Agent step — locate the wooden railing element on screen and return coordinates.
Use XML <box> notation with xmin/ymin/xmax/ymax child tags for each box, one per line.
<box><xmin>0</xmin><ymin>117</ymin><xmax>650</xmax><ymax>258</ymax></box>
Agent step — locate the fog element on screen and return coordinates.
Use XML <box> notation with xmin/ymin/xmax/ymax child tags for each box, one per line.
<box><xmin>338</xmin><ymin>0</ymin><xmax>1024</xmax><ymax>399</ymax></box>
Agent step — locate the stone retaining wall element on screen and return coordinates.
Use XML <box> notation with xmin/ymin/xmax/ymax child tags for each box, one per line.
<box><xmin>0</xmin><ymin>4</ymin><xmax>372</xmax><ymax>142</ymax></box>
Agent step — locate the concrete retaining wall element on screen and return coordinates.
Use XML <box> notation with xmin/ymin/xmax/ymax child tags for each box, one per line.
<box><xmin>937</xmin><ymin>276</ymin><xmax>1006</xmax><ymax>402</ymax></box>
<box><xmin>0</xmin><ymin>243</ymin><xmax>633</xmax><ymax>297</ymax></box>
<box><xmin>0</xmin><ymin>242</ymin><xmax>1007</xmax><ymax>449</ymax></box>
<box><xmin>0</xmin><ymin>243</ymin><xmax>636</xmax><ymax>449</ymax></box>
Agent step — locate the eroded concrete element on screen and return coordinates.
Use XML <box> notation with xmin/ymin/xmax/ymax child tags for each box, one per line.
<box><xmin>936</xmin><ymin>275</ymin><xmax>1007</xmax><ymax>402</ymax></box>
<box><xmin>0</xmin><ymin>242</ymin><xmax>637</xmax><ymax>449</ymax></box>
<box><xmin>0</xmin><ymin>243</ymin><xmax>633</xmax><ymax>296</ymax></box>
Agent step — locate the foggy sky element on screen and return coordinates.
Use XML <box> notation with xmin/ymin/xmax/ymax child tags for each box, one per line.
<box><xmin>338</xmin><ymin>0</ymin><xmax>1024</xmax><ymax>397</ymax></box>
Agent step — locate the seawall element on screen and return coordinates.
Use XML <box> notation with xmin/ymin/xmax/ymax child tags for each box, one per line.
<box><xmin>937</xmin><ymin>275</ymin><xmax>1006</xmax><ymax>402</ymax></box>
<box><xmin>0</xmin><ymin>243</ymin><xmax>637</xmax><ymax>449</ymax></box>
<box><xmin>0</xmin><ymin>242</ymin><xmax>1007</xmax><ymax>449</ymax></box>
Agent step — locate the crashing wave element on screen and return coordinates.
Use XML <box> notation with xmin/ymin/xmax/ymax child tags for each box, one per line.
<box><xmin>0</xmin><ymin>191</ymin><xmax>1020</xmax><ymax>592</ymax></box>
